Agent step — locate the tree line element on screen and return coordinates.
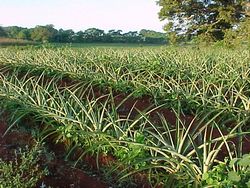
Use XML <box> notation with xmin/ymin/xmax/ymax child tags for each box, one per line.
<box><xmin>0</xmin><ymin>25</ymin><xmax>167</xmax><ymax>44</ymax></box>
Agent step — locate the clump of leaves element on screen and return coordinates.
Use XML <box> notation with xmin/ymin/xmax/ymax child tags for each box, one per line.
<box><xmin>114</xmin><ymin>132</ymin><xmax>149</xmax><ymax>169</ymax></box>
<box><xmin>202</xmin><ymin>154</ymin><xmax>250</xmax><ymax>188</ymax></box>
<box><xmin>0</xmin><ymin>143</ymin><xmax>48</xmax><ymax>188</ymax></box>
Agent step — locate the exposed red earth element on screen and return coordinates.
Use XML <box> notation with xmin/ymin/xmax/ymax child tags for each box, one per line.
<box><xmin>0</xmin><ymin>115</ymin><xmax>108</xmax><ymax>188</ymax></box>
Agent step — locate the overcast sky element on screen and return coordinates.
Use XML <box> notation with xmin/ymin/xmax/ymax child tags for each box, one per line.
<box><xmin>0</xmin><ymin>0</ymin><xmax>164</xmax><ymax>32</ymax></box>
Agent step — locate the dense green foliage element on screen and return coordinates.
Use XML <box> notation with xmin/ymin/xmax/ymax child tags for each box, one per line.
<box><xmin>157</xmin><ymin>0</ymin><xmax>250</xmax><ymax>43</ymax></box>
<box><xmin>0</xmin><ymin>46</ymin><xmax>249</xmax><ymax>187</ymax></box>
<box><xmin>202</xmin><ymin>154</ymin><xmax>250</xmax><ymax>187</ymax></box>
<box><xmin>0</xmin><ymin>27</ymin><xmax>7</xmax><ymax>37</ymax></box>
<box><xmin>1</xmin><ymin>25</ymin><xmax>166</xmax><ymax>44</ymax></box>
<box><xmin>0</xmin><ymin>143</ymin><xmax>47</xmax><ymax>188</ymax></box>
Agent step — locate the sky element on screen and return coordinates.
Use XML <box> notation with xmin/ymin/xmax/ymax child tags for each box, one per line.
<box><xmin>0</xmin><ymin>0</ymin><xmax>165</xmax><ymax>32</ymax></box>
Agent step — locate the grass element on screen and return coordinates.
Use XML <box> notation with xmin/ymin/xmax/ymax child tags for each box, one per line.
<box><xmin>0</xmin><ymin>45</ymin><xmax>249</xmax><ymax>187</ymax></box>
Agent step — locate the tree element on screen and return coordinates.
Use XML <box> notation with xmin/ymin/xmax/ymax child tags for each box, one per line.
<box><xmin>73</xmin><ymin>31</ymin><xmax>84</xmax><ymax>42</ymax></box>
<box><xmin>83</xmin><ymin>28</ymin><xmax>105</xmax><ymax>42</ymax></box>
<box><xmin>123</xmin><ymin>31</ymin><xmax>140</xmax><ymax>43</ymax></box>
<box><xmin>139</xmin><ymin>29</ymin><xmax>167</xmax><ymax>44</ymax></box>
<box><xmin>31</xmin><ymin>25</ymin><xmax>57</xmax><ymax>42</ymax></box>
<box><xmin>17</xmin><ymin>29</ymin><xmax>31</xmax><ymax>40</ymax></box>
<box><xmin>0</xmin><ymin>26</ymin><xmax>7</xmax><ymax>37</ymax></box>
<box><xmin>157</xmin><ymin>0</ymin><xmax>250</xmax><ymax>42</ymax></box>
<box><xmin>4</xmin><ymin>26</ymin><xmax>22</xmax><ymax>38</ymax></box>
<box><xmin>55</xmin><ymin>29</ymin><xmax>75</xmax><ymax>43</ymax></box>
<box><xmin>106</xmin><ymin>30</ymin><xmax>123</xmax><ymax>43</ymax></box>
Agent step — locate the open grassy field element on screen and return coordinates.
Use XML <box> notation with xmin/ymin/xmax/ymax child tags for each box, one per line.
<box><xmin>0</xmin><ymin>45</ymin><xmax>249</xmax><ymax>187</ymax></box>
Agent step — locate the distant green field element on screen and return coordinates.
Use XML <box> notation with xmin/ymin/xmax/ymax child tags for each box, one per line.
<box><xmin>52</xmin><ymin>42</ymin><xmax>166</xmax><ymax>48</ymax></box>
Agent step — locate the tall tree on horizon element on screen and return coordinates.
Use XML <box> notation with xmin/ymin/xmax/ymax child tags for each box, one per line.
<box><xmin>157</xmin><ymin>0</ymin><xmax>250</xmax><ymax>41</ymax></box>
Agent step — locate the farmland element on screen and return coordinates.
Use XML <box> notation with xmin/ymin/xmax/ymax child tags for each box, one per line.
<box><xmin>0</xmin><ymin>45</ymin><xmax>249</xmax><ymax>187</ymax></box>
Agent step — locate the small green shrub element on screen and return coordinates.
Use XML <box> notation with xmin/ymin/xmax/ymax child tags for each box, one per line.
<box><xmin>202</xmin><ymin>154</ymin><xmax>250</xmax><ymax>188</ymax></box>
<box><xmin>114</xmin><ymin>132</ymin><xmax>149</xmax><ymax>169</ymax></box>
<box><xmin>0</xmin><ymin>143</ymin><xmax>48</xmax><ymax>188</ymax></box>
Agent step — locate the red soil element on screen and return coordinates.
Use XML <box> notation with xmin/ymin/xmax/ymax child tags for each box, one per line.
<box><xmin>0</xmin><ymin>116</ymin><xmax>108</xmax><ymax>188</ymax></box>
